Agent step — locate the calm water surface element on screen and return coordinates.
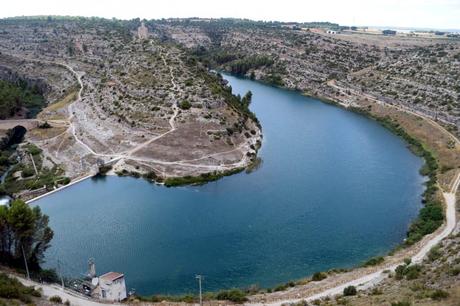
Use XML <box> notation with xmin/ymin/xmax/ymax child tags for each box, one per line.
<box><xmin>34</xmin><ymin>74</ymin><xmax>425</xmax><ymax>295</ymax></box>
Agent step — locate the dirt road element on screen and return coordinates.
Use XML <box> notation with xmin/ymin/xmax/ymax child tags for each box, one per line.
<box><xmin>15</xmin><ymin>275</ymin><xmax>115</xmax><ymax>306</ymax></box>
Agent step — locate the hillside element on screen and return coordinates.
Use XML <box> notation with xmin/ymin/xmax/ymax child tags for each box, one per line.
<box><xmin>151</xmin><ymin>19</ymin><xmax>460</xmax><ymax>130</ymax></box>
<box><xmin>0</xmin><ymin>17</ymin><xmax>261</xmax><ymax>193</ymax></box>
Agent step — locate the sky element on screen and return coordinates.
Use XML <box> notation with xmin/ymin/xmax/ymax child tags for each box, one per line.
<box><xmin>2</xmin><ymin>0</ymin><xmax>460</xmax><ymax>30</ymax></box>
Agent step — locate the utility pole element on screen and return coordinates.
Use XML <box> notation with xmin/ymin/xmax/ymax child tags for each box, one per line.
<box><xmin>21</xmin><ymin>244</ymin><xmax>30</xmax><ymax>280</ymax></box>
<box><xmin>195</xmin><ymin>275</ymin><xmax>203</xmax><ymax>306</ymax></box>
<box><xmin>57</xmin><ymin>259</ymin><xmax>64</xmax><ymax>290</ymax></box>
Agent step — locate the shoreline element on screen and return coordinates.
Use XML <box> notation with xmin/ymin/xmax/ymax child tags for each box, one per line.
<box><xmin>18</xmin><ymin>73</ymin><xmax>459</xmax><ymax>303</ymax></box>
<box><xmin>126</xmin><ymin>80</ymin><xmax>459</xmax><ymax>302</ymax></box>
<box><xmin>240</xmin><ymin>76</ymin><xmax>459</xmax><ymax>304</ymax></box>
<box><xmin>122</xmin><ymin>76</ymin><xmax>457</xmax><ymax>301</ymax></box>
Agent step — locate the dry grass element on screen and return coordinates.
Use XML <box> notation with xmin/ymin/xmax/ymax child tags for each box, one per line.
<box><xmin>27</xmin><ymin>127</ymin><xmax>67</xmax><ymax>141</ymax></box>
<box><xmin>38</xmin><ymin>89</ymin><xmax>78</xmax><ymax>121</ymax></box>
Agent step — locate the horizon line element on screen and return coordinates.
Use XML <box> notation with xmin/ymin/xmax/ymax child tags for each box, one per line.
<box><xmin>1</xmin><ymin>15</ymin><xmax>459</xmax><ymax>32</ymax></box>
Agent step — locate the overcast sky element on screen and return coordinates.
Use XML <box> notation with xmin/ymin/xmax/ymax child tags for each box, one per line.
<box><xmin>2</xmin><ymin>0</ymin><xmax>460</xmax><ymax>30</ymax></box>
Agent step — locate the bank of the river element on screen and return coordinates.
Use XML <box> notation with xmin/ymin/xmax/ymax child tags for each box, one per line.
<box><xmin>126</xmin><ymin>74</ymin><xmax>459</xmax><ymax>304</ymax></box>
<box><xmin>244</xmin><ymin>72</ymin><xmax>449</xmax><ymax>245</ymax></box>
<box><xmin>240</xmin><ymin>75</ymin><xmax>460</xmax><ymax>304</ymax></box>
<box><xmin>33</xmin><ymin>73</ymin><xmax>426</xmax><ymax>298</ymax></box>
<box><xmin>21</xmin><ymin>70</ymin><xmax>456</xmax><ymax>304</ymax></box>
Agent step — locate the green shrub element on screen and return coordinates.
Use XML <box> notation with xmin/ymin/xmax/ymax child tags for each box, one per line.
<box><xmin>449</xmin><ymin>266</ymin><xmax>460</xmax><ymax>276</ymax></box>
<box><xmin>395</xmin><ymin>264</ymin><xmax>422</xmax><ymax>280</ymax></box>
<box><xmin>343</xmin><ymin>285</ymin><xmax>357</xmax><ymax>296</ymax></box>
<box><xmin>21</xmin><ymin>167</ymin><xmax>35</xmax><ymax>178</ymax></box>
<box><xmin>371</xmin><ymin>287</ymin><xmax>382</xmax><ymax>295</ymax></box>
<box><xmin>49</xmin><ymin>295</ymin><xmax>62</xmax><ymax>303</ymax></box>
<box><xmin>404</xmin><ymin>265</ymin><xmax>421</xmax><ymax>280</ymax></box>
<box><xmin>59</xmin><ymin>177</ymin><xmax>71</xmax><ymax>185</ymax></box>
<box><xmin>26</xmin><ymin>144</ymin><xmax>42</xmax><ymax>156</ymax></box>
<box><xmin>37</xmin><ymin>269</ymin><xmax>59</xmax><ymax>283</ymax></box>
<box><xmin>363</xmin><ymin>256</ymin><xmax>384</xmax><ymax>267</ymax></box>
<box><xmin>395</xmin><ymin>264</ymin><xmax>406</xmax><ymax>280</ymax></box>
<box><xmin>0</xmin><ymin>273</ymin><xmax>40</xmax><ymax>303</ymax></box>
<box><xmin>274</xmin><ymin>284</ymin><xmax>288</xmax><ymax>292</ymax></box>
<box><xmin>273</xmin><ymin>281</ymin><xmax>296</xmax><ymax>292</ymax></box>
<box><xmin>430</xmin><ymin>289</ymin><xmax>449</xmax><ymax>300</ymax></box>
<box><xmin>311</xmin><ymin>272</ymin><xmax>327</xmax><ymax>281</ymax></box>
<box><xmin>164</xmin><ymin>168</ymin><xmax>243</xmax><ymax>186</ymax></box>
<box><xmin>137</xmin><ymin>294</ymin><xmax>196</xmax><ymax>303</ymax></box>
<box><xmin>216</xmin><ymin>289</ymin><xmax>248</xmax><ymax>303</ymax></box>
<box><xmin>428</xmin><ymin>245</ymin><xmax>442</xmax><ymax>262</ymax></box>
<box><xmin>179</xmin><ymin>100</ymin><xmax>191</xmax><ymax>110</ymax></box>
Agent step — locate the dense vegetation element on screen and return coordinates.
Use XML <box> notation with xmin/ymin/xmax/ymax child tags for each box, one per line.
<box><xmin>362</xmin><ymin>256</ymin><xmax>385</xmax><ymax>267</ymax></box>
<box><xmin>0</xmin><ymin>200</ymin><xmax>53</xmax><ymax>269</ymax></box>
<box><xmin>164</xmin><ymin>168</ymin><xmax>244</xmax><ymax>187</ymax></box>
<box><xmin>0</xmin><ymin>138</ymin><xmax>70</xmax><ymax>196</ymax></box>
<box><xmin>225</xmin><ymin>55</ymin><xmax>274</xmax><ymax>75</ymax></box>
<box><xmin>0</xmin><ymin>126</ymin><xmax>26</xmax><ymax>187</ymax></box>
<box><xmin>311</xmin><ymin>271</ymin><xmax>328</xmax><ymax>281</ymax></box>
<box><xmin>215</xmin><ymin>288</ymin><xmax>248</xmax><ymax>303</ymax></box>
<box><xmin>0</xmin><ymin>273</ymin><xmax>42</xmax><ymax>304</ymax></box>
<box><xmin>343</xmin><ymin>285</ymin><xmax>357</xmax><ymax>296</ymax></box>
<box><xmin>0</xmin><ymin>80</ymin><xmax>45</xmax><ymax>119</ymax></box>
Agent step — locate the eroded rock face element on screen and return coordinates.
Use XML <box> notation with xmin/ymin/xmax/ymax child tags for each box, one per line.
<box><xmin>0</xmin><ymin>18</ymin><xmax>262</xmax><ymax>180</ymax></box>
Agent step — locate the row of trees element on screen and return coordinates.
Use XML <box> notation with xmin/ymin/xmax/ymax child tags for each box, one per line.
<box><xmin>226</xmin><ymin>55</ymin><xmax>274</xmax><ymax>75</ymax></box>
<box><xmin>0</xmin><ymin>200</ymin><xmax>53</xmax><ymax>270</ymax></box>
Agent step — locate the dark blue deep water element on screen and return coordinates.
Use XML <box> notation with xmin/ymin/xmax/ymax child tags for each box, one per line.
<box><xmin>34</xmin><ymin>74</ymin><xmax>425</xmax><ymax>295</ymax></box>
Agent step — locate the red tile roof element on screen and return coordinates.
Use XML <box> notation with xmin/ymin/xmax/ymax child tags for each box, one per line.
<box><xmin>99</xmin><ymin>272</ymin><xmax>124</xmax><ymax>282</ymax></box>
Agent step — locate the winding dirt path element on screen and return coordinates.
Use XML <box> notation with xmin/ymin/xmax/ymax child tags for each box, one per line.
<box><xmin>125</xmin><ymin>52</ymin><xmax>180</xmax><ymax>156</ymax></box>
<box><xmin>59</xmin><ymin>59</ymin><xmax>247</xmax><ymax>171</ymax></box>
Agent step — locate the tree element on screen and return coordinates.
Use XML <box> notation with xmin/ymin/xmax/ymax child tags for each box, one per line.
<box><xmin>241</xmin><ymin>91</ymin><xmax>252</xmax><ymax>108</ymax></box>
<box><xmin>179</xmin><ymin>100</ymin><xmax>191</xmax><ymax>110</ymax></box>
<box><xmin>311</xmin><ymin>271</ymin><xmax>327</xmax><ymax>281</ymax></box>
<box><xmin>0</xmin><ymin>200</ymin><xmax>53</xmax><ymax>269</ymax></box>
<box><xmin>343</xmin><ymin>285</ymin><xmax>357</xmax><ymax>296</ymax></box>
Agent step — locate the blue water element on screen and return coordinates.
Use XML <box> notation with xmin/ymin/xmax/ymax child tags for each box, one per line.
<box><xmin>34</xmin><ymin>74</ymin><xmax>425</xmax><ymax>295</ymax></box>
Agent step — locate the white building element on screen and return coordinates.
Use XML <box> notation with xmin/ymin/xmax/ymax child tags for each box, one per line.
<box><xmin>93</xmin><ymin>272</ymin><xmax>127</xmax><ymax>302</ymax></box>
